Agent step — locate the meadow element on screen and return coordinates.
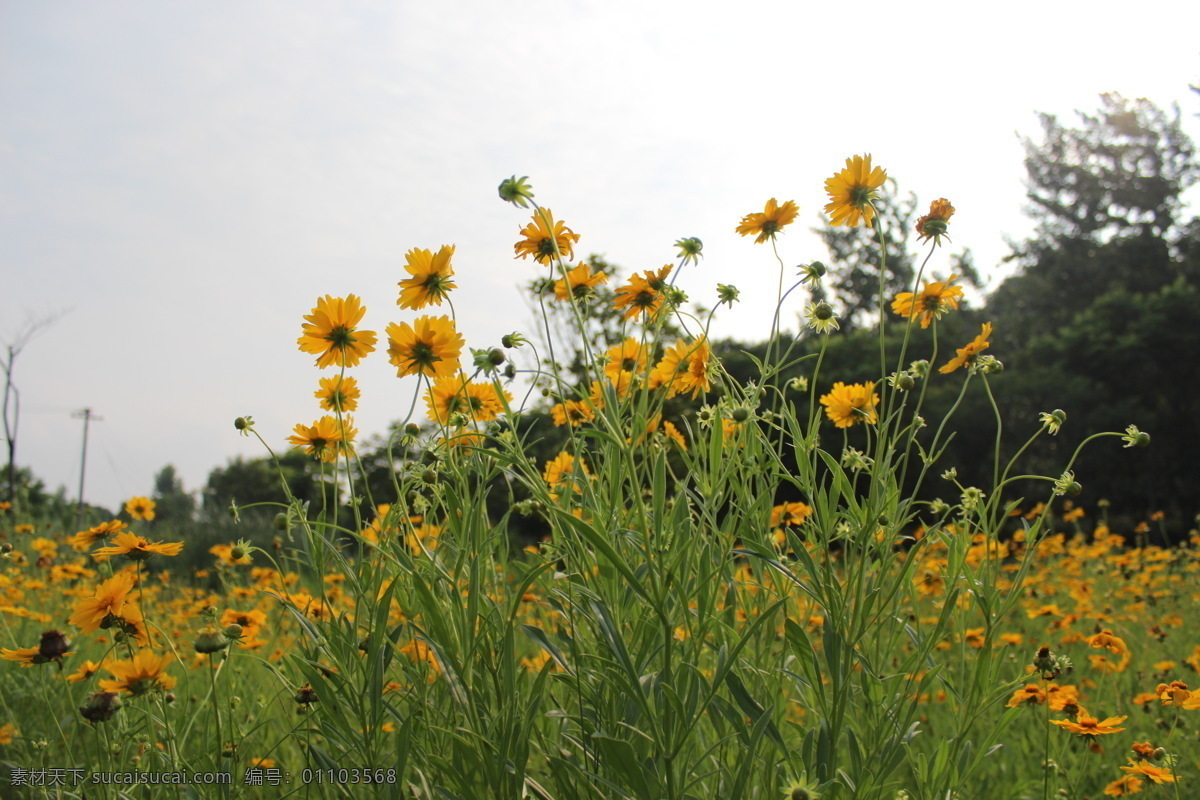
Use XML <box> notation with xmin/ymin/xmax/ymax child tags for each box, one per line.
<box><xmin>1</xmin><ymin>158</ymin><xmax>1194</xmax><ymax>800</ymax></box>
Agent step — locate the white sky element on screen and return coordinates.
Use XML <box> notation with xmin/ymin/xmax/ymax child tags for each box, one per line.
<box><xmin>2</xmin><ymin>1</ymin><xmax>1198</xmax><ymax>513</ymax></box>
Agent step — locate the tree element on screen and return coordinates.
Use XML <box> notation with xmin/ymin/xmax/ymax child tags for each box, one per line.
<box><xmin>2</xmin><ymin>313</ymin><xmax>65</xmax><ymax>506</ymax></box>
<box><xmin>1019</xmin><ymin>92</ymin><xmax>1199</xmax><ymax>247</ymax></box>
<box><xmin>151</xmin><ymin>464</ymin><xmax>196</xmax><ymax>523</ymax></box>
<box><xmin>980</xmin><ymin>93</ymin><xmax>1200</xmax><ymax>535</ymax></box>
<box><xmin>203</xmin><ymin>451</ymin><xmax>324</xmax><ymax>517</ymax></box>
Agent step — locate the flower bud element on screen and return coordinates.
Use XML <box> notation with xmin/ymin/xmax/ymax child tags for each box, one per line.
<box><xmin>194</xmin><ymin>627</ymin><xmax>230</xmax><ymax>654</ymax></box>
<box><xmin>404</xmin><ymin>423</ymin><xmax>421</xmax><ymax>437</ymax></box>
<box><xmin>294</xmin><ymin>683</ymin><xmax>318</xmax><ymax>705</ymax></box>
<box><xmin>498</xmin><ymin>175</ymin><xmax>534</xmax><ymax>208</ymax></box>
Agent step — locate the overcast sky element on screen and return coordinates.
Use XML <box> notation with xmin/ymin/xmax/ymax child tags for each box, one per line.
<box><xmin>2</xmin><ymin>1</ymin><xmax>1198</xmax><ymax>514</ymax></box>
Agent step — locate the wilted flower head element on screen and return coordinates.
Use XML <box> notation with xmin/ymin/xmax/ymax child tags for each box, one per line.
<box><xmin>916</xmin><ymin>198</ymin><xmax>956</xmax><ymax>244</ymax></box>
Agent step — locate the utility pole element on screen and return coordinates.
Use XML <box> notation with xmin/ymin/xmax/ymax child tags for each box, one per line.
<box><xmin>72</xmin><ymin>408</ymin><xmax>102</xmax><ymax>524</ymax></box>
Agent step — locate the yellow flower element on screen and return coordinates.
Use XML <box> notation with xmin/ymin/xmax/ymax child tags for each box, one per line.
<box><xmin>0</xmin><ymin>723</ymin><xmax>16</xmax><ymax>744</ymax></box>
<box><xmin>819</xmin><ymin>382</ymin><xmax>880</xmax><ymax>428</ymax></box>
<box><xmin>0</xmin><ymin>646</ymin><xmax>41</xmax><ymax>667</ymax></box>
<box><xmin>92</xmin><ymin>531</ymin><xmax>183</xmax><ymax>561</ymax></box>
<box><xmin>939</xmin><ymin>322</ymin><xmax>993</xmax><ymax>374</ymax></box>
<box><xmin>649</xmin><ymin>338</ymin><xmax>712</xmax><ymax>399</ymax></box>
<box><xmin>1050</xmin><ymin>708</ymin><xmax>1127</xmax><ymax>737</ymax></box>
<box><xmin>124</xmin><ymin>496</ymin><xmax>156</xmax><ymax>521</ymax></box>
<box><xmin>1120</xmin><ymin>760</ymin><xmax>1176</xmax><ymax>784</ymax></box>
<box><xmin>553</xmin><ymin>263</ymin><xmax>608</xmax><ymax>301</ymax></box>
<box><xmin>916</xmin><ymin>198</ymin><xmax>956</xmax><ymax>243</ymax></box>
<box><xmin>99</xmin><ymin>650</ymin><xmax>176</xmax><ymax>695</ymax></box>
<box><xmin>385</xmin><ymin>315</ymin><xmax>464</xmax><ymax>379</ymax></box>
<box><xmin>424</xmin><ymin>377</ymin><xmax>510</xmax><ymax>425</ymax></box>
<box><xmin>297</xmin><ymin>294</ymin><xmax>378</xmax><ymax>369</ymax></box>
<box><xmin>67</xmin><ymin>659</ymin><xmax>105</xmax><ymax>683</ymax></box>
<box><xmin>824</xmin><ymin>154</ymin><xmax>887</xmax><ymax>228</ymax></box>
<box><xmin>891</xmin><ymin>275</ymin><xmax>965</xmax><ymax>328</ymax></box>
<box><xmin>1103</xmin><ymin>775</ymin><xmax>1144</xmax><ymax>796</ymax></box>
<box><xmin>69</xmin><ymin>519</ymin><xmax>126</xmax><ymax>551</ymax></box>
<box><xmin>69</xmin><ymin>571</ymin><xmax>146</xmax><ymax>638</ymax></box>
<box><xmin>543</xmin><ymin>452</ymin><xmax>590</xmax><ymax>493</ymax></box>
<box><xmin>613</xmin><ymin>266</ymin><xmax>673</xmax><ymax>319</ymax></box>
<box><xmin>287</xmin><ymin>416</ymin><xmax>343</xmax><ymax>463</ymax></box>
<box><xmin>398</xmin><ymin>245</ymin><xmax>457</xmax><ymax>310</ymax></box>
<box><xmin>605</xmin><ymin>338</ymin><xmax>648</xmax><ymax>383</ymax></box>
<box><xmin>514</xmin><ymin>209</ymin><xmax>580</xmax><ymax>265</ymax></box>
<box><xmin>551</xmin><ymin>399</ymin><xmax>597</xmax><ymax>428</ymax></box>
<box><xmin>735</xmin><ymin>198</ymin><xmax>799</xmax><ymax>244</ymax></box>
<box><xmin>771</xmin><ymin>502</ymin><xmax>813</xmax><ymax>528</ymax></box>
<box><xmin>315</xmin><ymin>375</ymin><xmax>360</xmax><ymax>413</ymax></box>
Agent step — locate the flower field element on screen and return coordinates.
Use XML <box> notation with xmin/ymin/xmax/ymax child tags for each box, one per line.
<box><xmin>2</xmin><ymin>158</ymin><xmax>1195</xmax><ymax>800</ymax></box>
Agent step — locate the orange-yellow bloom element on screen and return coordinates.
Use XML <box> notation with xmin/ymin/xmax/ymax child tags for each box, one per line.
<box><xmin>99</xmin><ymin>650</ymin><xmax>176</xmax><ymax>695</ymax></box>
<box><xmin>553</xmin><ymin>263</ymin><xmax>608</xmax><ymax>301</ymax></box>
<box><xmin>819</xmin><ymin>382</ymin><xmax>880</xmax><ymax>428</ymax></box>
<box><xmin>385</xmin><ymin>315</ymin><xmax>464</xmax><ymax>379</ymax></box>
<box><xmin>91</xmin><ymin>531</ymin><xmax>183</xmax><ymax>561</ymax></box>
<box><xmin>735</xmin><ymin>198</ymin><xmax>799</xmax><ymax>244</ymax></box>
<box><xmin>939</xmin><ymin>322</ymin><xmax>993</xmax><ymax>374</ymax></box>
<box><xmin>613</xmin><ymin>266</ymin><xmax>672</xmax><ymax>319</ymax></box>
<box><xmin>398</xmin><ymin>245</ymin><xmax>457</xmax><ymax>310</ymax></box>
<box><xmin>514</xmin><ymin>209</ymin><xmax>580</xmax><ymax>265</ymax></box>
<box><xmin>124</xmin><ymin>496</ymin><xmax>156</xmax><ymax>521</ymax></box>
<box><xmin>1050</xmin><ymin>709</ymin><xmax>1127</xmax><ymax>737</ymax></box>
<box><xmin>916</xmin><ymin>198</ymin><xmax>956</xmax><ymax>243</ymax></box>
<box><xmin>824</xmin><ymin>155</ymin><xmax>887</xmax><ymax>228</ymax></box>
<box><xmin>891</xmin><ymin>275</ymin><xmax>965</xmax><ymax>328</ymax></box>
<box><xmin>298</xmin><ymin>294</ymin><xmax>378</xmax><ymax>369</ymax></box>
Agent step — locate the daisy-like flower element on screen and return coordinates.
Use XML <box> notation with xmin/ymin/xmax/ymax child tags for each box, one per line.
<box><xmin>67</xmin><ymin>659</ymin><xmax>106</xmax><ymax>683</ymax></box>
<box><xmin>0</xmin><ymin>646</ymin><xmax>41</xmax><ymax>667</ymax></box>
<box><xmin>939</xmin><ymin>322</ymin><xmax>993</xmax><ymax>374</ymax></box>
<box><xmin>551</xmin><ymin>399</ymin><xmax>597</xmax><ymax>428</ymax></box>
<box><xmin>891</xmin><ymin>275</ymin><xmax>965</xmax><ymax>329</ymax></box>
<box><xmin>824</xmin><ymin>154</ymin><xmax>888</xmax><ymax>228</ymax></box>
<box><xmin>771</xmin><ymin>502</ymin><xmax>813</xmax><ymax>528</ymax></box>
<box><xmin>297</xmin><ymin>294</ymin><xmax>378</xmax><ymax>369</ymax></box>
<box><xmin>1103</xmin><ymin>776</ymin><xmax>1144</xmax><ymax>796</ymax></box>
<box><xmin>424</xmin><ymin>376</ymin><xmax>510</xmax><ymax>425</ymax></box>
<box><xmin>385</xmin><ymin>315</ymin><xmax>464</xmax><ymax>379</ymax></box>
<box><xmin>91</xmin><ymin>531</ymin><xmax>183</xmax><ymax>561</ymax></box>
<box><xmin>916</xmin><ymin>198</ymin><xmax>956</xmax><ymax>244</ymax></box>
<box><xmin>543</xmin><ymin>452</ymin><xmax>591</xmax><ymax>493</ymax></box>
<box><xmin>314</xmin><ymin>375</ymin><xmax>360</xmax><ymax>413</ymax></box>
<box><xmin>124</xmin><ymin>496</ymin><xmax>156</xmax><ymax>521</ymax></box>
<box><xmin>553</xmin><ymin>263</ymin><xmax>608</xmax><ymax>301</ymax></box>
<box><xmin>649</xmin><ymin>338</ymin><xmax>712</xmax><ymax>399</ymax></box>
<box><xmin>514</xmin><ymin>209</ymin><xmax>580</xmax><ymax>265</ymax></box>
<box><xmin>605</xmin><ymin>338</ymin><xmax>648</xmax><ymax>383</ymax></box>
<box><xmin>1051</xmin><ymin>708</ymin><xmax>1127</xmax><ymax>737</ymax></box>
<box><xmin>2</xmin><ymin>630</ymin><xmax>73</xmax><ymax>667</ymax></box>
<box><xmin>1120</xmin><ymin>760</ymin><xmax>1176</xmax><ymax>784</ymax></box>
<box><xmin>99</xmin><ymin>650</ymin><xmax>176</xmax><ymax>696</ymax></box>
<box><xmin>69</xmin><ymin>571</ymin><xmax>137</xmax><ymax>633</ymax></box>
<box><xmin>735</xmin><ymin>198</ymin><xmax>799</xmax><ymax>244</ymax></box>
<box><xmin>69</xmin><ymin>519</ymin><xmax>126</xmax><ymax>551</ymax></box>
<box><xmin>1006</xmin><ymin>684</ymin><xmax>1047</xmax><ymax>707</ymax></box>
<box><xmin>613</xmin><ymin>266</ymin><xmax>673</xmax><ymax>319</ymax></box>
<box><xmin>287</xmin><ymin>416</ymin><xmax>342</xmax><ymax>463</ymax></box>
<box><xmin>819</xmin><ymin>382</ymin><xmax>880</xmax><ymax>428</ymax></box>
<box><xmin>398</xmin><ymin>245</ymin><xmax>457</xmax><ymax>310</ymax></box>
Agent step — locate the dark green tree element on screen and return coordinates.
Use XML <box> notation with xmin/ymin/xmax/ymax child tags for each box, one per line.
<box><xmin>150</xmin><ymin>464</ymin><xmax>196</xmax><ymax>523</ymax></box>
<box><xmin>203</xmin><ymin>450</ymin><xmax>324</xmax><ymax>517</ymax></box>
